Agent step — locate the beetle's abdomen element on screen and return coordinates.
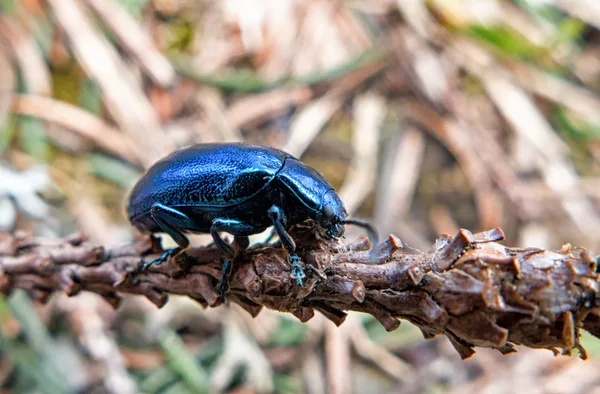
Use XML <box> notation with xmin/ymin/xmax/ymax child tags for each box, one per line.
<box><xmin>127</xmin><ymin>143</ymin><xmax>286</xmax><ymax>220</ymax></box>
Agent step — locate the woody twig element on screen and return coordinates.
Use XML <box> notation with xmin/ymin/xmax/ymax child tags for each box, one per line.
<box><xmin>1</xmin><ymin>223</ymin><xmax>599</xmax><ymax>360</ymax></box>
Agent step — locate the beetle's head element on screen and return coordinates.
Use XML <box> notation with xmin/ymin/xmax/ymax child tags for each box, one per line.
<box><xmin>318</xmin><ymin>189</ymin><xmax>380</xmax><ymax>246</ymax></box>
<box><xmin>318</xmin><ymin>189</ymin><xmax>348</xmax><ymax>239</ymax></box>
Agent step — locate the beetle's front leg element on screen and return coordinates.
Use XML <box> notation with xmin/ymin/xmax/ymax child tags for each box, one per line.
<box><xmin>268</xmin><ymin>206</ymin><xmax>306</xmax><ymax>286</ymax></box>
<box><xmin>210</xmin><ymin>219</ymin><xmax>255</xmax><ymax>301</ymax></box>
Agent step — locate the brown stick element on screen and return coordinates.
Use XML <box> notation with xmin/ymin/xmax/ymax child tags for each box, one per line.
<box><xmin>1</xmin><ymin>224</ymin><xmax>598</xmax><ymax>360</ymax></box>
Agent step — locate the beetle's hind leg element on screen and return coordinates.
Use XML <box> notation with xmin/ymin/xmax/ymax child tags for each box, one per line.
<box><xmin>144</xmin><ymin>203</ymin><xmax>193</xmax><ymax>269</ymax></box>
<box><xmin>210</xmin><ymin>219</ymin><xmax>256</xmax><ymax>301</ymax></box>
<box><xmin>268</xmin><ymin>206</ymin><xmax>305</xmax><ymax>286</ymax></box>
<box><xmin>217</xmin><ymin>236</ymin><xmax>249</xmax><ymax>300</ymax></box>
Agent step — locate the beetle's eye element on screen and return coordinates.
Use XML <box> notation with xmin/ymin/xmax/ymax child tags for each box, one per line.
<box><xmin>324</xmin><ymin>204</ymin><xmax>334</xmax><ymax>218</ymax></box>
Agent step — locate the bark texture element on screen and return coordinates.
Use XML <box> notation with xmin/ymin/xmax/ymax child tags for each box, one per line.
<box><xmin>1</xmin><ymin>223</ymin><xmax>599</xmax><ymax>359</ymax></box>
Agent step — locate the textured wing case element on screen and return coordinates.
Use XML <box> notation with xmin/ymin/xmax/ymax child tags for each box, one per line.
<box><xmin>127</xmin><ymin>143</ymin><xmax>286</xmax><ymax>220</ymax></box>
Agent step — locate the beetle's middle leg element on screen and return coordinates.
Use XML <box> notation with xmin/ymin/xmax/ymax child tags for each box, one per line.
<box><xmin>145</xmin><ymin>203</ymin><xmax>194</xmax><ymax>269</ymax></box>
<box><xmin>268</xmin><ymin>206</ymin><xmax>305</xmax><ymax>286</ymax></box>
<box><xmin>210</xmin><ymin>219</ymin><xmax>255</xmax><ymax>301</ymax></box>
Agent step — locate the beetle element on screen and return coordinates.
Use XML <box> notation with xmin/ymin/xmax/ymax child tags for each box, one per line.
<box><xmin>127</xmin><ymin>142</ymin><xmax>376</xmax><ymax>297</ymax></box>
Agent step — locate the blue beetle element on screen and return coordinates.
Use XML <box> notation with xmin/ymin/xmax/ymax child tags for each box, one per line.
<box><xmin>127</xmin><ymin>142</ymin><xmax>376</xmax><ymax>296</ymax></box>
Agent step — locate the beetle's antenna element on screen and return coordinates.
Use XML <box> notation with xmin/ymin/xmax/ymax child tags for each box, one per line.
<box><xmin>343</xmin><ymin>219</ymin><xmax>379</xmax><ymax>247</ymax></box>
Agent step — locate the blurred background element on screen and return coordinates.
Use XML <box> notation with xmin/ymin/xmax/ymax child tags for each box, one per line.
<box><xmin>1</xmin><ymin>0</ymin><xmax>600</xmax><ymax>393</ymax></box>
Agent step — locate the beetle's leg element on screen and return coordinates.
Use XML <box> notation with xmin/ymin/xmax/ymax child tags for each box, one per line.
<box><xmin>145</xmin><ymin>203</ymin><xmax>193</xmax><ymax>269</ymax></box>
<box><xmin>233</xmin><ymin>235</ymin><xmax>250</xmax><ymax>253</ymax></box>
<box><xmin>218</xmin><ymin>260</ymin><xmax>232</xmax><ymax>302</ymax></box>
<box><xmin>268</xmin><ymin>206</ymin><xmax>305</xmax><ymax>286</ymax></box>
<box><xmin>210</xmin><ymin>219</ymin><xmax>256</xmax><ymax>301</ymax></box>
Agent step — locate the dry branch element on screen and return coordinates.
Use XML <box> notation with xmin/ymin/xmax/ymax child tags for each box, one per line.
<box><xmin>1</xmin><ymin>224</ymin><xmax>599</xmax><ymax>360</ymax></box>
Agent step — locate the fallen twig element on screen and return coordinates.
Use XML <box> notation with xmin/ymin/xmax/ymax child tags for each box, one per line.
<box><xmin>1</xmin><ymin>224</ymin><xmax>599</xmax><ymax>360</ymax></box>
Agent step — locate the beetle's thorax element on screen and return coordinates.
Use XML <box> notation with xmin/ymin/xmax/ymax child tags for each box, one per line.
<box><xmin>276</xmin><ymin>158</ymin><xmax>347</xmax><ymax>236</ymax></box>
